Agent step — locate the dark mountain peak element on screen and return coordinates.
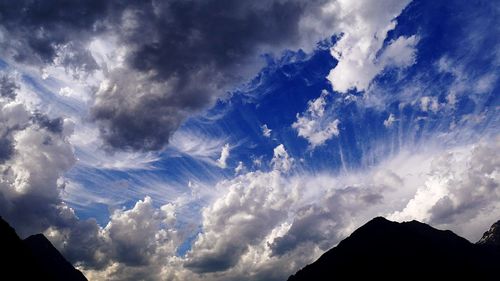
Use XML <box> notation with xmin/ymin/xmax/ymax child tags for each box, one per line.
<box><xmin>0</xmin><ymin>216</ymin><xmax>87</xmax><ymax>281</ymax></box>
<box><xmin>477</xmin><ymin>220</ymin><xmax>500</xmax><ymax>247</ymax></box>
<box><xmin>25</xmin><ymin>233</ymin><xmax>50</xmax><ymax>244</ymax></box>
<box><xmin>288</xmin><ymin>217</ymin><xmax>500</xmax><ymax>281</ymax></box>
<box><xmin>24</xmin><ymin>233</ymin><xmax>88</xmax><ymax>281</ymax></box>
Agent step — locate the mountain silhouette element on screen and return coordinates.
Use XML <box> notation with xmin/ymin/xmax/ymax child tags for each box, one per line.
<box><xmin>288</xmin><ymin>217</ymin><xmax>500</xmax><ymax>280</ymax></box>
<box><xmin>0</xmin><ymin>216</ymin><xmax>87</xmax><ymax>281</ymax></box>
<box><xmin>477</xmin><ymin>220</ymin><xmax>500</xmax><ymax>247</ymax></box>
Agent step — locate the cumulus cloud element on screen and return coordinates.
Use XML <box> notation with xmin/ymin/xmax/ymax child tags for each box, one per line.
<box><xmin>75</xmin><ymin>197</ymin><xmax>181</xmax><ymax>281</ymax></box>
<box><xmin>326</xmin><ymin>0</ymin><xmax>417</xmax><ymax>93</ymax></box>
<box><xmin>390</xmin><ymin>140</ymin><xmax>500</xmax><ymax>238</ymax></box>
<box><xmin>0</xmin><ymin>74</ymin><xmax>76</xmax><ymax>235</ymax></box>
<box><xmin>0</xmin><ymin>73</ymin><xmax>107</xmax><ymax>271</ymax></box>
<box><xmin>292</xmin><ymin>90</ymin><xmax>340</xmax><ymax>148</ymax></box>
<box><xmin>185</xmin><ymin>171</ymin><xmax>291</xmax><ymax>273</ymax></box>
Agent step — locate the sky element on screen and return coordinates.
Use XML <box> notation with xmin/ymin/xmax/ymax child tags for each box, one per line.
<box><xmin>0</xmin><ymin>0</ymin><xmax>499</xmax><ymax>280</ymax></box>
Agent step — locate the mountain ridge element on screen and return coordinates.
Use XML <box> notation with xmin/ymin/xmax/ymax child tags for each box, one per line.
<box><xmin>288</xmin><ymin>217</ymin><xmax>500</xmax><ymax>280</ymax></box>
<box><xmin>0</xmin><ymin>216</ymin><xmax>87</xmax><ymax>281</ymax></box>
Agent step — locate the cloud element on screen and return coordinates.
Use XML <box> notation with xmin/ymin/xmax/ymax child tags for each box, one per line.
<box><xmin>184</xmin><ymin>170</ymin><xmax>292</xmax><ymax>273</ymax></box>
<box><xmin>326</xmin><ymin>0</ymin><xmax>417</xmax><ymax>93</ymax></box>
<box><xmin>0</xmin><ymin>73</ymin><xmax>19</xmax><ymax>99</ymax></box>
<box><xmin>235</xmin><ymin>161</ymin><xmax>245</xmax><ymax>174</ymax></box>
<box><xmin>0</xmin><ymin>0</ymin><xmax>346</xmax><ymax>152</ymax></box>
<box><xmin>271</xmin><ymin>144</ymin><xmax>294</xmax><ymax>172</ymax></box>
<box><xmin>261</xmin><ymin>124</ymin><xmax>272</xmax><ymax>138</ymax></box>
<box><xmin>103</xmin><ymin>197</ymin><xmax>177</xmax><ymax>266</ymax></box>
<box><xmin>383</xmin><ymin>113</ymin><xmax>397</xmax><ymax>128</ymax></box>
<box><xmin>0</xmin><ymin>103</ymin><xmax>77</xmax><ymax>235</ymax></box>
<box><xmin>69</xmin><ymin>196</ymin><xmax>181</xmax><ymax>281</ymax></box>
<box><xmin>170</xmin><ymin>130</ymin><xmax>226</xmax><ymax>161</ymax></box>
<box><xmin>389</xmin><ymin>140</ymin><xmax>500</xmax><ymax>239</ymax></box>
<box><xmin>292</xmin><ymin>90</ymin><xmax>340</xmax><ymax>148</ymax></box>
<box><xmin>217</xmin><ymin>144</ymin><xmax>231</xmax><ymax>169</ymax></box>
<box><xmin>0</xmin><ymin>0</ymin><xmax>104</xmax><ymax>73</ymax></box>
<box><xmin>5</xmin><ymin>131</ymin><xmax>492</xmax><ymax>281</ymax></box>
<box><xmin>0</xmin><ymin>72</ymin><xmax>108</xmax><ymax>271</ymax></box>
<box><xmin>90</xmin><ymin>0</ymin><xmax>345</xmax><ymax>151</ymax></box>
<box><xmin>420</xmin><ymin>96</ymin><xmax>440</xmax><ymax>112</ymax></box>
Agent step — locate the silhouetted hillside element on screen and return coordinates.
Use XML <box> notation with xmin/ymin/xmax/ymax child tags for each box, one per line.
<box><xmin>477</xmin><ymin>220</ymin><xmax>500</xmax><ymax>247</ymax></box>
<box><xmin>288</xmin><ymin>217</ymin><xmax>500</xmax><ymax>281</ymax></box>
<box><xmin>0</xmin><ymin>216</ymin><xmax>87</xmax><ymax>281</ymax></box>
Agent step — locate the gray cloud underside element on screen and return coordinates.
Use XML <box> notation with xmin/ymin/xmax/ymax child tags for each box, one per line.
<box><xmin>0</xmin><ymin>0</ymin><xmax>335</xmax><ymax>151</ymax></box>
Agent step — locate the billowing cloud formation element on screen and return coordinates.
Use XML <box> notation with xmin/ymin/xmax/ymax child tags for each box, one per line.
<box><xmin>326</xmin><ymin>0</ymin><xmax>417</xmax><ymax>93</ymax></box>
<box><xmin>292</xmin><ymin>90</ymin><xmax>340</xmax><ymax>148</ymax></box>
<box><xmin>0</xmin><ymin>73</ymin><xmax>106</xmax><ymax>270</ymax></box>
<box><xmin>390</xmin><ymin>140</ymin><xmax>500</xmax><ymax>229</ymax></box>
<box><xmin>0</xmin><ymin>74</ymin><xmax>74</xmax><ymax>234</ymax></box>
<box><xmin>0</xmin><ymin>1</ymin><xmax>103</xmax><ymax>74</ymax></box>
<box><xmin>0</xmin><ymin>0</ymin><xmax>343</xmax><ymax>152</ymax></box>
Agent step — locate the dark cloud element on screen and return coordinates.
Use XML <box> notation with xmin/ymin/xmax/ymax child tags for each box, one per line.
<box><xmin>0</xmin><ymin>0</ymin><xmax>334</xmax><ymax>152</ymax></box>
<box><xmin>91</xmin><ymin>0</ymin><xmax>332</xmax><ymax>152</ymax></box>
<box><xmin>0</xmin><ymin>0</ymin><xmax>107</xmax><ymax>68</ymax></box>
<box><xmin>0</xmin><ymin>75</ymin><xmax>20</xmax><ymax>162</ymax></box>
<box><xmin>0</xmin><ymin>138</ymin><xmax>14</xmax><ymax>163</ymax></box>
<box><xmin>32</xmin><ymin>113</ymin><xmax>64</xmax><ymax>133</ymax></box>
<box><xmin>60</xmin><ymin>218</ymin><xmax>109</xmax><ymax>269</ymax></box>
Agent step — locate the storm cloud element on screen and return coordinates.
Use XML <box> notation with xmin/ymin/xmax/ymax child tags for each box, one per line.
<box><xmin>0</xmin><ymin>0</ymin><xmax>338</xmax><ymax>151</ymax></box>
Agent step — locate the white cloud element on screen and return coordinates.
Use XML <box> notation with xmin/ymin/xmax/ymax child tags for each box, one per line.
<box><xmin>261</xmin><ymin>124</ymin><xmax>272</xmax><ymax>138</ymax></box>
<box><xmin>271</xmin><ymin>144</ymin><xmax>294</xmax><ymax>172</ymax></box>
<box><xmin>170</xmin><ymin>129</ymin><xmax>228</xmax><ymax>165</ymax></box>
<box><xmin>389</xmin><ymin>140</ymin><xmax>500</xmax><ymax>239</ymax></box>
<box><xmin>379</xmin><ymin>35</ymin><xmax>419</xmax><ymax>67</ymax></box>
<box><xmin>420</xmin><ymin>96</ymin><xmax>440</xmax><ymax>112</ymax></box>
<box><xmin>235</xmin><ymin>161</ymin><xmax>245</xmax><ymax>174</ymax></box>
<box><xmin>326</xmin><ymin>0</ymin><xmax>416</xmax><ymax>93</ymax></box>
<box><xmin>383</xmin><ymin>113</ymin><xmax>397</xmax><ymax>128</ymax></box>
<box><xmin>70</xmin><ymin>125</ymin><xmax>161</xmax><ymax>171</ymax></box>
<box><xmin>0</xmin><ymin>79</ymin><xmax>78</xmax><ymax>237</ymax></box>
<box><xmin>79</xmin><ymin>196</ymin><xmax>182</xmax><ymax>281</ymax></box>
<box><xmin>217</xmin><ymin>143</ymin><xmax>231</xmax><ymax>169</ymax></box>
<box><xmin>292</xmin><ymin>90</ymin><xmax>340</xmax><ymax>148</ymax></box>
<box><xmin>436</xmin><ymin>56</ymin><xmax>498</xmax><ymax>109</ymax></box>
<box><xmin>474</xmin><ymin>73</ymin><xmax>497</xmax><ymax>94</ymax></box>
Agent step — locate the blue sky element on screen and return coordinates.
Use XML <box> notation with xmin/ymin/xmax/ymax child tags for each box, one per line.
<box><xmin>0</xmin><ymin>0</ymin><xmax>498</xmax><ymax>280</ymax></box>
